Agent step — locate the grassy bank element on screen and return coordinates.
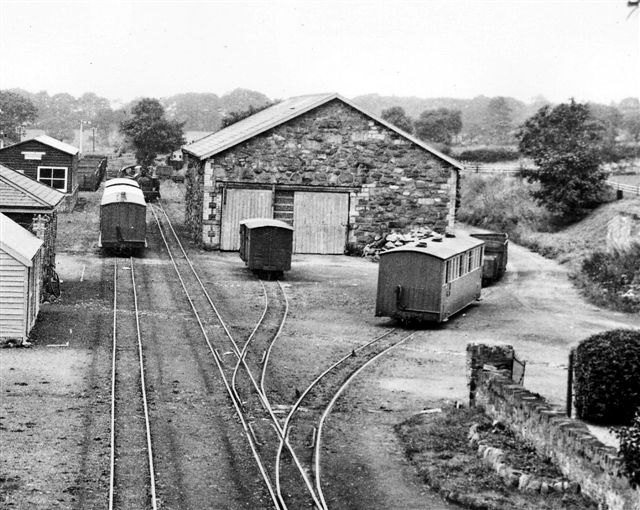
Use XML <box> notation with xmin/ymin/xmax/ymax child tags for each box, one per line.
<box><xmin>457</xmin><ymin>174</ymin><xmax>640</xmax><ymax>312</ymax></box>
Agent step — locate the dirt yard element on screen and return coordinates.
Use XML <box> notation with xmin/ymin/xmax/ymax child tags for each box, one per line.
<box><xmin>1</xmin><ymin>182</ymin><xmax>639</xmax><ymax>509</ymax></box>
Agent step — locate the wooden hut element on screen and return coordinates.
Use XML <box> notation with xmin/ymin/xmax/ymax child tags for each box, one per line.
<box><xmin>375</xmin><ymin>234</ymin><xmax>485</xmax><ymax>322</ymax></box>
<box><xmin>0</xmin><ymin>213</ymin><xmax>44</xmax><ymax>343</ymax></box>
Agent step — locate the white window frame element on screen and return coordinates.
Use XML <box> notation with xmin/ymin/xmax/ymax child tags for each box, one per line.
<box><xmin>37</xmin><ymin>166</ymin><xmax>68</xmax><ymax>193</ymax></box>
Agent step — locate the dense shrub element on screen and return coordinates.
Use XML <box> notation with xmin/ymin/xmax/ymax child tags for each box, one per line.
<box><xmin>457</xmin><ymin>174</ymin><xmax>550</xmax><ymax>236</ymax></box>
<box><xmin>573</xmin><ymin>329</ymin><xmax>640</xmax><ymax>425</ymax></box>
<box><xmin>602</xmin><ymin>144</ymin><xmax>640</xmax><ymax>163</ymax></box>
<box><xmin>457</xmin><ymin>147</ymin><xmax>520</xmax><ymax>162</ymax></box>
<box><xmin>573</xmin><ymin>245</ymin><xmax>640</xmax><ymax>313</ymax></box>
<box><xmin>615</xmin><ymin>411</ymin><xmax>640</xmax><ymax>488</ymax></box>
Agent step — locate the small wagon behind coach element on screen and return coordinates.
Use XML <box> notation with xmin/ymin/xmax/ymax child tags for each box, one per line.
<box><xmin>375</xmin><ymin>234</ymin><xmax>485</xmax><ymax>323</ymax></box>
<box><xmin>99</xmin><ymin>179</ymin><xmax>147</xmax><ymax>253</ymax></box>
<box><xmin>470</xmin><ymin>232</ymin><xmax>508</xmax><ymax>284</ymax></box>
<box><xmin>239</xmin><ymin>218</ymin><xmax>294</xmax><ymax>277</ymax></box>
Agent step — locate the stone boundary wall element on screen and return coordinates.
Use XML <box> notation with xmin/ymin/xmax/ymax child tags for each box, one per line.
<box><xmin>467</xmin><ymin>343</ymin><xmax>640</xmax><ymax>510</ymax></box>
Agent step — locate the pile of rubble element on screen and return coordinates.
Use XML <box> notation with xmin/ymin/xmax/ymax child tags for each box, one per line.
<box><xmin>362</xmin><ymin>227</ymin><xmax>446</xmax><ymax>260</ymax></box>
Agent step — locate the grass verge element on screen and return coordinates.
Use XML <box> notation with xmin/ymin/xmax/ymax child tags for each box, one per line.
<box><xmin>395</xmin><ymin>404</ymin><xmax>598</xmax><ymax>510</ymax></box>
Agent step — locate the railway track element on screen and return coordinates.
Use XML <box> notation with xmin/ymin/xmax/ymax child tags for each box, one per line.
<box><xmin>108</xmin><ymin>257</ymin><xmax>157</xmax><ymax>510</ymax></box>
<box><xmin>151</xmin><ymin>201</ymin><xmax>419</xmax><ymax>509</ymax></box>
<box><xmin>150</xmin><ymin>203</ymin><xmax>320</xmax><ymax>509</ymax></box>
<box><xmin>275</xmin><ymin>328</ymin><xmax>417</xmax><ymax>510</ymax></box>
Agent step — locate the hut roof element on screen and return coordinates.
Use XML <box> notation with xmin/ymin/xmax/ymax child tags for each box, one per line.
<box><xmin>0</xmin><ymin>213</ymin><xmax>43</xmax><ymax>267</ymax></box>
<box><xmin>0</xmin><ymin>164</ymin><xmax>65</xmax><ymax>211</ymax></box>
<box><xmin>381</xmin><ymin>234</ymin><xmax>485</xmax><ymax>260</ymax></box>
<box><xmin>182</xmin><ymin>93</ymin><xmax>463</xmax><ymax>170</ymax></box>
<box><xmin>33</xmin><ymin>135</ymin><xmax>79</xmax><ymax>155</ymax></box>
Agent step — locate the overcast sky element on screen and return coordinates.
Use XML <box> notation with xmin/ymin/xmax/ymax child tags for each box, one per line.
<box><xmin>1</xmin><ymin>0</ymin><xmax>638</xmax><ymax>105</ymax></box>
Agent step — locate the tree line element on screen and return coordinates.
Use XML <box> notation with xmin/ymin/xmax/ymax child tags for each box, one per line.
<box><xmin>0</xmin><ymin>88</ymin><xmax>272</xmax><ymax>146</ymax></box>
<box><xmin>377</xmin><ymin>95</ymin><xmax>640</xmax><ymax>154</ymax></box>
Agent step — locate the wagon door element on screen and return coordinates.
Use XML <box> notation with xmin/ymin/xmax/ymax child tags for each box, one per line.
<box><xmin>220</xmin><ymin>189</ymin><xmax>273</xmax><ymax>251</ymax></box>
<box><xmin>293</xmin><ymin>192</ymin><xmax>348</xmax><ymax>254</ymax></box>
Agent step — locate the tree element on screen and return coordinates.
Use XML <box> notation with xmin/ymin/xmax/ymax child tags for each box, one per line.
<box><xmin>0</xmin><ymin>90</ymin><xmax>38</xmax><ymax>143</ymax></box>
<box><xmin>589</xmin><ymin>103</ymin><xmax>623</xmax><ymax>160</ymax></box>
<box><xmin>220</xmin><ymin>102</ymin><xmax>274</xmax><ymax>128</ymax></box>
<box><xmin>414</xmin><ymin>108</ymin><xmax>462</xmax><ymax>145</ymax></box>
<box><xmin>120</xmin><ymin>98</ymin><xmax>185</xmax><ymax>167</ymax></box>
<box><xmin>517</xmin><ymin>99</ymin><xmax>608</xmax><ymax>219</ymax></box>
<box><xmin>485</xmin><ymin>96</ymin><xmax>514</xmax><ymax>145</ymax></box>
<box><xmin>381</xmin><ymin>106</ymin><xmax>414</xmax><ymax>134</ymax></box>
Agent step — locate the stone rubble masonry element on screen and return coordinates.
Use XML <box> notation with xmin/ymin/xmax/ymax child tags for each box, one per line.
<box><xmin>467</xmin><ymin>343</ymin><xmax>640</xmax><ymax>510</ymax></box>
<box><xmin>468</xmin><ymin>423</ymin><xmax>579</xmax><ymax>495</ymax></box>
<box><xmin>30</xmin><ymin>212</ymin><xmax>57</xmax><ymax>279</ymax></box>
<box><xmin>184</xmin><ymin>100</ymin><xmax>459</xmax><ymax>251</ymax></box>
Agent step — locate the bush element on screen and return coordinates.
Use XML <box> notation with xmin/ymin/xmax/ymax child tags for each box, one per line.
<box><xmin>614</xmin><ymin>411</ymin><xmax>640</xmax><ymax>488</ymax></box>
<box><xmin>574</xmin><ymin>329</ymin><xmax>640</xmax><ymax>425</ymax></box>
<box><xmin>457</xmin><ymin>174</ymin><xmax>550</xmax><ymax>235</ymax></box>
<box><xmin>615</xmin><ymin>411</ymin><xmax>640</xmax><ymax>488</ymax></box>
<box><xmin>573</xmin><ymin>245</ymin><xmax>640</xmax><ymax>313</ymax></box>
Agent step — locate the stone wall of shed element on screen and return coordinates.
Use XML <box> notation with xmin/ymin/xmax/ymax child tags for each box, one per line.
<box><xmin>187</xmin><ymin>100</ymin><xmax>458</xmax><ymax>250</ymax></box>
<box><xmin>185</xmin><ymin>156</ymin><xmax>205</xmax><ymax>244</ymax></box>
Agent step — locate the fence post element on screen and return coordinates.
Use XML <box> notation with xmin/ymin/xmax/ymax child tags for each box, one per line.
<box><xmin>567</xmin><ymin>348</ymin><xmax>574</xmax><ymax>417</ymax></box>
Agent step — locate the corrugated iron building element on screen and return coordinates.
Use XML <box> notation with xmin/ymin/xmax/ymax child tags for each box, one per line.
<box><xmin>183</xmin><ymin>93</ymin><xmax>462</xmax><ymax>255</ymax></box>
<box><xmin>0</xmin><ymin>213</ymin><xmax>44</xmax><ymax>343</ymax></box>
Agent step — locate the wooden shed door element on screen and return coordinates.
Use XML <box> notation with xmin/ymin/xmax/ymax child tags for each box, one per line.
<box><xmin>293</xmin><ymin>192</ymin><xmax>348</xmax><ymax>254</ymax></box>
<box><xmin>220</xmin><ymin>189</ymin><xmax>273</xmax><ymax>250</ymax></box>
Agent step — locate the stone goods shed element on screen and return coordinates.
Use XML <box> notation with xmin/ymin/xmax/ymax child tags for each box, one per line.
<box><xmin>0</xmin><ymin>164</ymin><xmax>64</xmax><ymax>276</ymax></box>
<box><xmin>183</xmin><ymin>93</ymin><xmax>463</xmax><ymax>254</ymax></box>
<box><xmin>0</xmin><ymin>135</ymin><xmax>80</xmax><ymax>212</ymax></box>
<box><xmin>0</xmin><ymin>213</ymin><xmax>44</xmax><ymax>343</ymax></box>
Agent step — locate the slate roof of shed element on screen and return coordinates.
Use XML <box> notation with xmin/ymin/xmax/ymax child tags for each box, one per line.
<box><xmin>182</xmin><ymin>93</ymin><xmax>463</xmax><ymax>170</ymax></box>
<box><xmin>0</xmin><ymin>164</ymin><xmax>65</xmax><ymax>210</ymax></box>
<box><xmin>0</xmin><ymin>212</ymin><xmax>43</xmax><ymax>267</ymax></box>
<box><xmin>380</xmin><ymin>234</ymin><xmax>485</xmax><ymax>260</ymax></box>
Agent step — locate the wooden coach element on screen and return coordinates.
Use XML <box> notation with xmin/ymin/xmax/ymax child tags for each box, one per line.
<box><xmin>470</xmin><ymin>232</ymin><xmax>508</xmax><ymax>284</ymax></box>
<box><xmin>99</xmin><ymin>179</ymin><xmax>147</xmax><ymax>252</ymax></box>
<box><xmin>239</xmin><ymin>218</ymin><xmax>294</xmax><ymax>275</ymax></box>
<box><xmin>375</xmin><ymin>234</ymin><xmax>485</xmax><ymax>323</ymax></box>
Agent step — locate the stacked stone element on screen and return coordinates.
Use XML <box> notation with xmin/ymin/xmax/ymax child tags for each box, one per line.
<box><xmin>361</xmin><ymin>227</ymin><xmax>444</xmax><ymax>259</ymax></box>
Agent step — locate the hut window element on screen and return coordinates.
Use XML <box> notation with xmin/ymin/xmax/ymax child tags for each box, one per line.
<box><xmin>37</xmin><ymin>166</ymin><xmax>67</xmax><ymax>193</ymax></box>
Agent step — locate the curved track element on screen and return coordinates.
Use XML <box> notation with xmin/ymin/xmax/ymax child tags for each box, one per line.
<box><xmin>108</xmin><ymin>257</ymin><xmax>157</xmax><ymax>510</ymax></box>
<box><xmin>275</xmin><ymin>329</ymin><xmax>417</xmax><ymax>510</ymax></box>
<box><xmin>150</xmin><ymin>203</ymin><xmax>320</xmax><ymax>509</ymax></box>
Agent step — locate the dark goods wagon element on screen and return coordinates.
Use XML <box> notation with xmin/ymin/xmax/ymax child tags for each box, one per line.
<box><xmin>99</xmin><ymin>179</ymin><xmax>147</xmax><ymax>253</ymax></box>
<box><xmin>239</xmin><ymin>218</ymin><xmax>293</xmax><ymax>276</ymax></box>
<box><xmin>470</xmin><ymin>232</ymin><xmax>508</xmax><ymax>284</ymax></box>
<box><xmin>375</xmin><ymin>234</ymin><xmax>485</xmax><ymax>323</ymax></box>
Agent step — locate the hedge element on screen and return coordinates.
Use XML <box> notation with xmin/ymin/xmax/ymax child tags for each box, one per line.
<box><xmin>574</xmin><ymin>329</ymin><xmax>640</xmax><ymax>425</ymax></box>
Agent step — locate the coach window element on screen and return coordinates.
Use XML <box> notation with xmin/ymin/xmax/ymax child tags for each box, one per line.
<box><xmin>38</xmin><ymin>167</ymin><xmax>68</xmax><ymax>193</ymax></box>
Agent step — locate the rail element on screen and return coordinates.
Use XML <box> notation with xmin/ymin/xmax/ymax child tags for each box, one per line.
<box><xmin>606</xmin><ymin>179</ymin><xmax>640</xmax><ymax>196</ymax></box>
<box><xmin>461</xmin><ymin>161</ymin><xmax>532</xmax><ymax>175</ymax></box>
<box><xmin>151</xmin><ymin>203</ymin><xmax>323</xmax><ymax>509</ymax></box>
